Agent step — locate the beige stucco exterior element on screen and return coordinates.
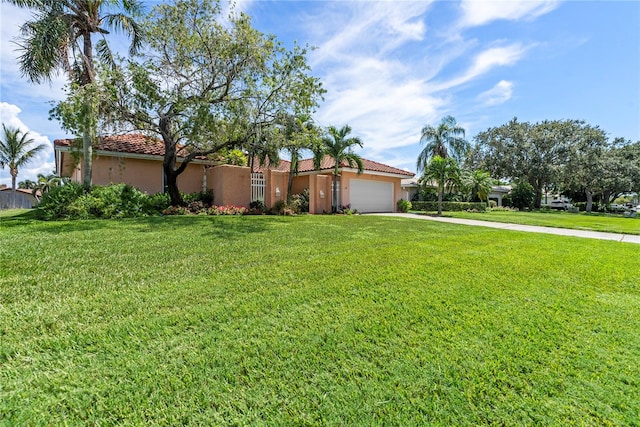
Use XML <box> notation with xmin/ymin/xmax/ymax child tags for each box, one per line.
<box><xmin>56</xmin><ymin>148</ymin><xmax>411</xmax><ymax>212</ymax></box>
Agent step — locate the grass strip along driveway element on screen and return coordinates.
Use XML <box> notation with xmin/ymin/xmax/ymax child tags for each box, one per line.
<box><xmin>437</xmin><ymin>210</ymin><xmax>640</xmax><ymax>235</ymax></box>
<box><xmin>1</xmin><ymin>213</ymin><xmax>639</xmax><ymax>424</ymax></box>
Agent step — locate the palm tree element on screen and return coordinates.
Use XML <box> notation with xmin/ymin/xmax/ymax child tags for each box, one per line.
<box><xmin>314</xmin><ymin>125</ymin><xmax>364</xmax><ymax>213</ymax></box>
<box><xmin>462</xmin><ymin>169</ymin><xmax>494</xmax><ymax>204</ymax></box>
<box><xmin>417</xmin><ymin>115</ymin><xmax>469</xmax><ymax>172</ymax></box>
<box><xmin>33</xmin><ymin>173</ymin><xmax>67</xmax><ymax>200</ymax></box>
<box><xmin>9</xmin><ymin>0</ymin><xmax>143</xmax><ymax>187</ymax></box>
<box><xmin>420</xmin><ymin>155</ymin><xmax>460</xmax><ymax>215</ymax></box>
<box><xmin>0</xmin><ymin>125</ymin><xmax>47</xmax><ymax>191</ymax></box>
<box><xmin>280</xmin><ymin>114</ymin><xmax>319</xmax><ymax>203</ymax></box>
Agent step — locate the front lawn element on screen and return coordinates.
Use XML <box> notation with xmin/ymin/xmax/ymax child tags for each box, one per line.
<box><xmin>435</xmin><ymin>209</ymin><xmax>640</xmax><ymax>235</ymax></box>
<box><xmin>1</xmin><ymin>213</ymin><xmax>638</xmax><ymax>424</ymax></box>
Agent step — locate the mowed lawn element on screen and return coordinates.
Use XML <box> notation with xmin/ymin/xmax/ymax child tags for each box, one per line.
<box><xmin>439</xmin><ymin>210</ymin><xmax>640</xmax><ymax>235</ymax></box>
<box><xmin>1</xmin><ymin>212</ymin><xmax>639</xmax><ymax>425</ymax></box>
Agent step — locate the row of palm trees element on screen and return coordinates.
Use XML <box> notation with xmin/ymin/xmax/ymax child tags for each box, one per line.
<box><xmin>417</xmin><ymin>115</ymin><xmax>494</xmax><ymax>215</ymax></box>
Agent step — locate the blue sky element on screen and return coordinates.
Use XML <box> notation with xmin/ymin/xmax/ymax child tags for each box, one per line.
<box><xmin>1</xmin><ymin>0</ymin><xmax>639</xmax><ymax>187</ymax></box>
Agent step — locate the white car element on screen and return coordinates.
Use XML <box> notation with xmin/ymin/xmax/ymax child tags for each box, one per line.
<box><xmin>549</xmin><ymin>200</ymin><xmax>574</xmax><ymax>210</ymax></box>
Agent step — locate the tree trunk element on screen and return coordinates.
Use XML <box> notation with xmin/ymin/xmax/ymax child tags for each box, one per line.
<box><xmin>533</xmin><ymin>185</ymin><xmax>542</xmax><ymax>209</ymax></box>
<box><xmin>437</xmin><ymin>185</ymin><xmax>443</xmax><ymax>216</ymax></box>
<box><xmin>82</xmin><ymin>130</ymin><xmax>92</xmax><ymax>188</ymax></box>
<box><xmin>286</xmin><ymin>167</ymin><xmax>294</xmax><ymax>204</ymax></box>
<box><xmin>10</xmin><ymin>168</ymin><xmax>17</xmax><ymax>192</ymax></box>
<box><xmin>332</xmin><ymin>174</ymin><xmax>338</xmax><ymax>213</ymax></box>
<box><xmin>585</xmin><ymin>189</ymin><xmax>593</xmax><ymax>212</ymax></box>
<box><xmin>164</xmin><ymin>165</ymin><xmax>184</xmax><ymax>206</ymax></box>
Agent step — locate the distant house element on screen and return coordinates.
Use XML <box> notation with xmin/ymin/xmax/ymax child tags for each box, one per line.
<box><xmin>0</xmin><ymin>186</ymin><xmax>39</xmax><ymax>209</ymax></box>
<box><xmin>54</xmin><ymin>135</ymin><xmax>414</xmax><ymax>213</ymax></box>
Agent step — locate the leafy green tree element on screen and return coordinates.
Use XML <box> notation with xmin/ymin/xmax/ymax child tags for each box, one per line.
<box><xmin>103</xmin><ymin>0</ymin><xmax>323</xmax><ymax>205</ymax></box>
<box><xmin>417</xmin><ymin>115</ymin><xmax>469</xmax><ymax>171</ymax></box>
<box><xmin>420</xmin><ymin>156</ymin><xmax>461</xmax><ymax>215</ymax></box>
<box><xmin>509</xmin><ymin>180</ymin><xmax>536</xmax><ymax>210</ymax></box>
<box><xmin>462</xmin><ymin>169</ymin><xmax>494</xmax><ymax>203</ymax></box>
<box><xmin>10</xmin><ymin>0</ymin><xmax>142</xmax><ymax>187</ymax></box>
<box><xmin>468</xmin><ymin>118</ymin><xmax>582</xmax><ymax>208</ymax></box>
<box><xmin>559</xmin><ymin>123</ymin><xmax>608</xmax><ymax>212</ymax></box>
<box><xmin>314</xmin><ymin>125</ymin><xmax>364</xmax><ymax>212</ymax></box>
<box><xmin>0</xmin><ymin>125</ymin><xmax>47</xmax><ymax>191</ymax></box>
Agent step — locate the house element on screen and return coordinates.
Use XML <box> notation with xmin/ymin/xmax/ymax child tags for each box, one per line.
<box><xmin>0</xmin><ymin>186</ymin><xmax>39</xmax><ymax>209</ymax></box>
<box><xmin>54</xmin><ymin>135</ymin><xmax>414</xmax><ymax>213</ymax></box>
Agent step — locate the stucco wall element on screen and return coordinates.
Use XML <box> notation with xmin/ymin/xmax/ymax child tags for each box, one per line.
<box><xmin>308</xmin><ymin>174</ymin><xmax>332</xmax><ymax>214</ymax></box>
<box><xmin>208</xmin><ymin>164</ymin><xmax>251</xmax><ymax>207</ymax></box>
<box><xmin>60</xmin><ymin>151</ymin><xmax>208</xmax><ymax>195</ymax></box>
<box><xmin>264</xmin><ymin>169</ymin><xmax>287</xmax><ymax>209</ymax></box>
<box><xmin>291</xmin><ymin>175</ymin><xmax>309</xmax><ymax>196</ymax></box>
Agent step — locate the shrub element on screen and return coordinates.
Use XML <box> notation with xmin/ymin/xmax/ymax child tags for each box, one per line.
<box><xmin>337</xmin><ymin>204</ymin><xmax>358</xmax><ymax>215</ymax></box>
<box><xmin>35</xmin><ymin>182</ymin><xmax>86</xmax><ymax>220</ymax></box>
<box><xmin>183</xmin><ymin>190</ymin><xmax>214</xmax><ymax>207</ymax></box>
<box><xmin>162</xmin><ymin>205</ymin><xmax>190</xmax><ymax>215</ymax></box>
<box><xmin>412</xmin><ymin>201</ymin><xmax>487</xmax><ymax>212</ymax></box>
<box><xmin>510</xmin><ymin>181</ymin><xmax>535</xmax><ymax>210</ymax></box>
<box><xmin>207</xmin><ymin>205</ymin><xmax>247</xmax><ymax>215</ymax></box>
<box><xmin>75</xmin><ymin>184</ymin><xmax>148</xmax><ymax>219</ymax></box>
<box><xmin>37</xmin><ymin>183</ymin><xmax>171</xmax><ymax>220</ymax></box>
<box><xmin>397</xmin><ymin>199</ymin><xmax>412</xmax><ymax>213</ymax></box>
<box><xmin>290</xmin><ymin>189</ymin><xmax>310</xmax><ymax>213</ymax></box>
<box><xmin>488</xmin><ymin>206</ymin><xmax>517</xmax><ymax>212</ymax></box>
<box><xmin>271</xmin><ymin>200</ymin><xmax>287</xmax><ymax>215</ymax></box>
<box><xmin>145</xmin><ymin>192</ymin><xmax>170</xmax><ymax>214</ymax></box>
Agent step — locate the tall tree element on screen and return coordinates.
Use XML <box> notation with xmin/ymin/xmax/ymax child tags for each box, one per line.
<box><xmin>559</xmin><ymin>123</ymin><xmax>608</xmax><ymax>212</ymax></box>
<box><xmin>10</xmin><ymin>0</ymin><xmax>142</xmax><ymax>187</ymax></box>
<box><xmin>468</xmin><ymin>118</ymin><xmax>573</xmax><ymax>208</ymax></box>
<box><xmin>420</xmin><ymin>156</ymin><xmax>460</xmax><ymax>216</ymax></box>
<box><xmin>103</xmin><ymin>0</ymin><xmax>323</xmax><ymax>205</ymax></box>
<box><xmin>314</xmin><ymin>125</ymin><xmax>364</xmax><ymax>212</ymax></box>
<box><xmin>417</xmin><ymin>115</ymin><xmax>469</xmax><ymax>172</ymax></box>
<box><xmin>0</xmin><ymin>125</ymin><xmax>47</xmax><ymax>191</ymax></box>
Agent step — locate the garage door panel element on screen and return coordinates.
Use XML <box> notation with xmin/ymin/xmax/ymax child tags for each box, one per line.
<box><xmin>350</xmin><ymin>179</ymin><xmax>393</xmax><ymax>213</ymax></box>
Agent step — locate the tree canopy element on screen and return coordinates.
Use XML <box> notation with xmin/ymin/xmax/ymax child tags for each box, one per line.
<box><xmin>101</xmin><ymin>0</ymin><xmax>324</xmax><ymax>205</ymax></box>
<box><xmin>467</xmin><ymin>118</ymin><xmax>635</xmax><ymax>211</ymax></box>
<box><xmin>417</xmin><ymin>115</ymin><xmax>469</xmax><ymax>172</ymax></box>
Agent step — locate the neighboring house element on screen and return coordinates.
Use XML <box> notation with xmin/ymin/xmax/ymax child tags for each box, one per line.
<box><xmin>489</xmin><ymin>185</ymin><xmax>511</xmax><ymax>207</ymax></box>
<box><xmin>54</xmin><ymin>134</ymin><xmax>414</xmax><ymax>213</ymax></box>
<box><xmin>0</xmin><ymin>186</ymin><xmax>39</xmax><ymax>209</ymax></box>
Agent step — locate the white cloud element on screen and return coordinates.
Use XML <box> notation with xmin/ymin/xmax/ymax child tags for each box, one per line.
<box><xmin>0</xmin><ymin>102</ymin><xmax>55</xmax><ymax>187</ymax></box>
<box><xmin>432</xmin><ymin>43</ymin><xmax>529</xmax><ymax>91</ymax></box>
<box><xmin>478</xmin><ymin>80</ymin><xmax>514</xmax><ymax>106</ymax></box>
<box><xmin>459</xmin><ymin>0</ymin><xmax>560</xmax><ymax>28</ymax></box>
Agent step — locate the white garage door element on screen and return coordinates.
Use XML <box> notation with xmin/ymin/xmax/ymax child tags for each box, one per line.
<box><xmin>349</xmin><ymin>179</ymin><xmax>394</xmax><ymax>213</ymax></box>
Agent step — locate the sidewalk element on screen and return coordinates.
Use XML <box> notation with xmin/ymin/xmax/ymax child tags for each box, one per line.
<box><xmin>371</xmin><ymin>213</ymin><xmax>640</xmax><ymax>245</ymax></box>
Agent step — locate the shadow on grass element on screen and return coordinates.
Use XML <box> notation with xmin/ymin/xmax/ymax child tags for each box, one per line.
<box><xmin>1</xmin><ymin>210</ymin><xmax>293</xmax><ymax>238</ymax></box>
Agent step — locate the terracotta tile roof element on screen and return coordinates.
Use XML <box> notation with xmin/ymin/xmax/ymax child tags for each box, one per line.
<box><xmin>251</xmin><ymin>158</ymin><xmax>291</xmax><ymax>173</ymax></box>
<box><xmin>296</xmin><ymin>156</ymin><xmax>414</xmax><ymax>177</ymax></box>
<box><xmin>54</xmin><ymin>135</ymin><xmax>414</xmax><ymax>177</ymax></box>
<box><xmin>54</xmin><ymin>134</ymin><xmax>167</xmax><ymax>157</ymax></box>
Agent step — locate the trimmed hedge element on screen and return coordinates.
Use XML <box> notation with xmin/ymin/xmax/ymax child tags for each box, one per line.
<box><xmin>412</xmin><ymin>201</ymin><xmax>487</xmax><ymax>212</ymax></box>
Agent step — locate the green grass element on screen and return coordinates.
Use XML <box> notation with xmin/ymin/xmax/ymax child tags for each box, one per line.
<box><xmin>1</xmin><ymin>212</ymin><xmax>639</xmax><ymax>425</ymax></box>
<box><xmin>434</xmin><ymin>209</ymin><xmax>640</xmax><ymax>235</ymax></box>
